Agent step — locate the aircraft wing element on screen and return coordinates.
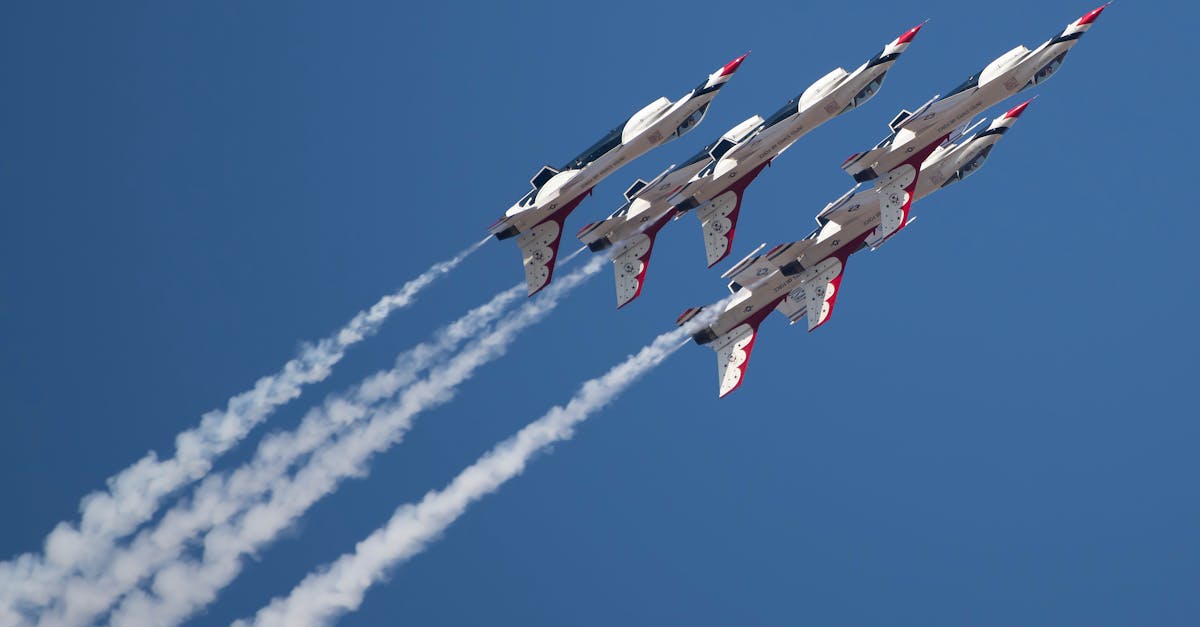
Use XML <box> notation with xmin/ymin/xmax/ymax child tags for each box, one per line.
<box><xmin>693</xmin><ymin>161</ymin><xmax>773</xmax><ymax>267</ymax></box>
<box><xmin>802</xmin><ymin>256</ymin><xmax>847</xmax><ymax>331</ymax></box>
<box><xmin>517</xmin><ymin>219</ymin><xmax>565</xmax><ymax>296</ymax></box>
<box><xmin>765</xmin><ymin>255</ymin><xmax>846</xmax><ymax>330</ymax></box>
<box><xmin>513</xmin><ymin>193</ymin><xmax>592</xmax><ymax>296</ymax></box>
<box><xmin>869</xmin><ymin>140</ymin><xmax>943</xmax><ymax>246</ymax></box>
<box><xmin>609</xmin><ymin>212</ymin><xmax>673</xmax><ymax>308</ymax></box>
<box><xmin>697</xmin><ymin>189</ymin><xmax>745</xmax><ymax>268</ymax></box>
<box><xmin>712</xmin><ymin>322</ymin><xmax>759</xmax><ymax>398</ymax></box>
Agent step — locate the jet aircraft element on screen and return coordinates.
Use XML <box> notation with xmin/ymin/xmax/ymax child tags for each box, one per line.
<box><xmin>489</xmin><ymin>54</ymin><xmax>748</xmax><ymax>296</ymax></box>
<box><xmin>678</xmin><ymin>102</ymin><xmax>1032</xmax><ymax>397</ymax></box>
<box><xmin>840</xmin><ymin>4</ymin><xmax>1106</xmax><ymax>249</ymax></box>
<box><xmin>576</xmin><ymin>24</ymin><xmax>924</xmax><ymax>309</ymax></box>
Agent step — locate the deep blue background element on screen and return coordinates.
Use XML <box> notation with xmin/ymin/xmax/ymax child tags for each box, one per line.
<box><xmin>2</xmin><ymin>1</ymin><xmax>1196</xmax><ymax>625</ymax></box>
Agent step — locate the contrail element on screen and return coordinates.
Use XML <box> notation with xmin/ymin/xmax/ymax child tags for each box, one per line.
<box><xmin>236</xmin><ymin>315</ymin><xmax>712</xmax><ymax>627</ymax></box>
<box><xmin>29</xmin><ymin>281</ymin><xmax>527</xmax><ymax>627</ymax></box>
<box><xmin>0</xmin><ymin>238</ymin><xmax>488</xmax><ymax>621</ymax></box>
<box><xmin>89</xmin><ymin>256</ymin><xmax>607</xmax><ymax>627</ymax></box>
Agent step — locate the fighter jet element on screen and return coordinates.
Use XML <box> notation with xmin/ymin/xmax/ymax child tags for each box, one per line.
<box><xmin>840</xmin><ymin>4</ymin><xmax>1106</xmax><ymax>248</ymax></box>
<box><xmin>489</xmin><ymin>54</ymin><xmax>748</xmax><ymax>296</ymax></box>
<box><xmin>574</xmin><ymin>114</ymin><xmax>764</xmax><ymax>308</ymax></box>
<box><xmin>576</xmin><ymin>24</ymin><xmax>923</xmax><ymax>309</ymax></box>
<box><xmin>671</xmin><ymin>23</ymin><xmax>925</xmax><ymax>269</ymax></box>
<box><xmin>678</xmin><ymin>101</ymin><xmax>1031</xmax><ymax>397</ymax></box>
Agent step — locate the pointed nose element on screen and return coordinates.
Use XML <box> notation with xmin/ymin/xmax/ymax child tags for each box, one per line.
<box><xmin>719</xmin><ymin>53</ymin><xmax>749</xmax><ymax>77</ymax></box>
<box><xmin>896</xmin><ymin>21</ymin><xmax>925</xmax><ymax>44</ymax></box>
<box><xmin>1077</xmin><ymin>4</ymin><xmax>1108</xmax><ymax>26</ymax></box>
<box><xmin>1004</xmin><ymin>99</ymin><xmax>1034</xmax><ymax>119</ymax></box>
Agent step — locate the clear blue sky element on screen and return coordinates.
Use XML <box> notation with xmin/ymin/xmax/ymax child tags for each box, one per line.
<box><xmin>2</xmin><ymin>1</ymin><xmax>1196</xmax><ymax>625</ymax></box>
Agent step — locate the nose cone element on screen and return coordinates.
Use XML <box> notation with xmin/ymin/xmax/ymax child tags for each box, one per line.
<box><xmin>896</xmin><ymin>21</ymin><xmax>925</xmax><ymax>44</ymax></box>
<box><xmin>1077</xmin><ymin>3</ymin><xmax>1108</xmax><ymax>26</ymax></box>
<box><xmin>1004</xmin><ymin>99</ymin><xmax>1034</xmax><ymax>119</ymax></box>
<box><xmin>719</xmin><ymin>53</ymin><xmax>749</xmax><ymax>77</ymax></box>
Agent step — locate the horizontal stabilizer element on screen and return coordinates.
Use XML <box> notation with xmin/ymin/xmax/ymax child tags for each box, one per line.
<box><xmin>676</xmin><ymin>306</ymin><xmax>705</xmax><ymax>327</ymax></box>
<box><xmin>774</xmin><ymin>291</ymin><xmax>807</xmax><ymax>325</ymax></box>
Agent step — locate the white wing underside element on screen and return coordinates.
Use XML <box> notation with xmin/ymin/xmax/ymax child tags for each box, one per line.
<box><xmin>517</xmin><ymin>220</ymin><xmax>562</xmax><ymax>295</ymax></box>
<box><xmin>611</xmin><ymin>233</ymin><xmax>652</xmax><ymax>308</ymax></box>
<box><xmin>771</xmin><ymin>256</ymin><xmax>845</xmax><ymax>330</ymax></box>
<box><xmin>697</xmin><ymin>190</ymin><xmax>740</xmax><ymax>267</ymax></box>
<box><xmin>803</xmin><ymin>257</ymin><xmax>844</xmax><ymax>331</ymax></box>
<box><xmin>869</xmin><ymin>164</ymin><xmax>917</xmax><ymax>247</ymax></box>
<box><xmin>713</xmin><ymin>322</ymin><xmax>756</xmax><ymax>397</ymax></box>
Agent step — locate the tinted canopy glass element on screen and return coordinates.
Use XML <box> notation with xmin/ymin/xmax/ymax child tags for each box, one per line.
<box><xmin>562</xmin><ymin>123</ymin><xmax>626</xmax><ymax>170</ymax></box>
<box><xmin>944</xmin><ymin>68</ymin><xmax>983</xmax><ymax>99</ymax></box>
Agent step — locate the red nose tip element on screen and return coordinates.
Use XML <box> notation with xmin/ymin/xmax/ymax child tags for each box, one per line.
<box><xmin>896</xmin><ymin>22</ymin><xmax>925</xmax><ymax>44</ymax></box>
<box><xmin>1004</xmin><ymin>99</ymin><xmax>1034</xmax><ymax>119</ymax></box>
<box><xmin>719</xmin><ymin>53</ymin><xmax>749</xmax><ymax>77</ymax></box>
<box><xmin>1078</xmin><ymin>4</ymin><xmax>1107</xmax><ymax>26</ymax></box>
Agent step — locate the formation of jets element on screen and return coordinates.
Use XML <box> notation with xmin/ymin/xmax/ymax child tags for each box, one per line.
<box><xmin>488</xmin><ymin>5</ymin><xmax>1108</xmax><ymax>396</ymax></box>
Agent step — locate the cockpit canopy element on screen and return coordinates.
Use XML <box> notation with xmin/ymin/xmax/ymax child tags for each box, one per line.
<box><xmin>941</xmin><ymin>144</ymin><xmax>994</xmax><ymax>188</ymax></box>
<box><xmin>1023</xmin><ymin>51</ymin><xmax>1068</xmax><ymax>90</ymax></box>
<box><xmin>669</xmin><ymin>103</ymin><xmax>710</xmax><ymax>141</ymax></box>
<box><xmin>760</xmin><ymin>97</ymin><xmax>800</xmax><ymax>132</ymax></box>
<box><xmin>679</xmin><ymin>138</ymin><xmax>721</xmax><ymax>169</ymax></box>
<box><xmin>839</xmin><ymin>72</ymin><xmax>887</xmax><ymax>114</ymax></box>
<box><xmin>562</xmin><ymin>123</ymin><xmax>626</xmax><ymax>171</ymax></box>
<box><xmin>944</xmin><ymin>68</ymin><xmax>983</xmax><ymax>100</ymax></box>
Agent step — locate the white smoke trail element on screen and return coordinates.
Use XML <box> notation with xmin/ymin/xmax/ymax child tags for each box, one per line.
<box><xmin>237</xmin><ymin>316</ymin><xmax>711</xmax><ymax>627</ymax></box>
<box><xmin>98</xmin><ymin>255</ymin><xmax>607</xmax><ymax>627</ymax></box>
<box><xmin>0</xmin><ymin>238</ymin><xmax>488</xmax><ymax>622</ymax></box>
<box><xmin>30</xmin><ymin>282</ymin><xmax>526</xmax><ymax>627</ymax></box>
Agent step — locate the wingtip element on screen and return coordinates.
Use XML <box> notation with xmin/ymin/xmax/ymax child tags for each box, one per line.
<box><xmin>675</xmin><ymin>306</ymin><xmax>704</xmax><ymax>326</ymax></box>
<box><xmin>527</xmin><ymin>281</ymin><xmax>549</xmax><ymax>297</ymax></box>
<box><xmin>707</xmin><ymin>247</ymin><xmax>734</xmax><ymax>269</ymax></box>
